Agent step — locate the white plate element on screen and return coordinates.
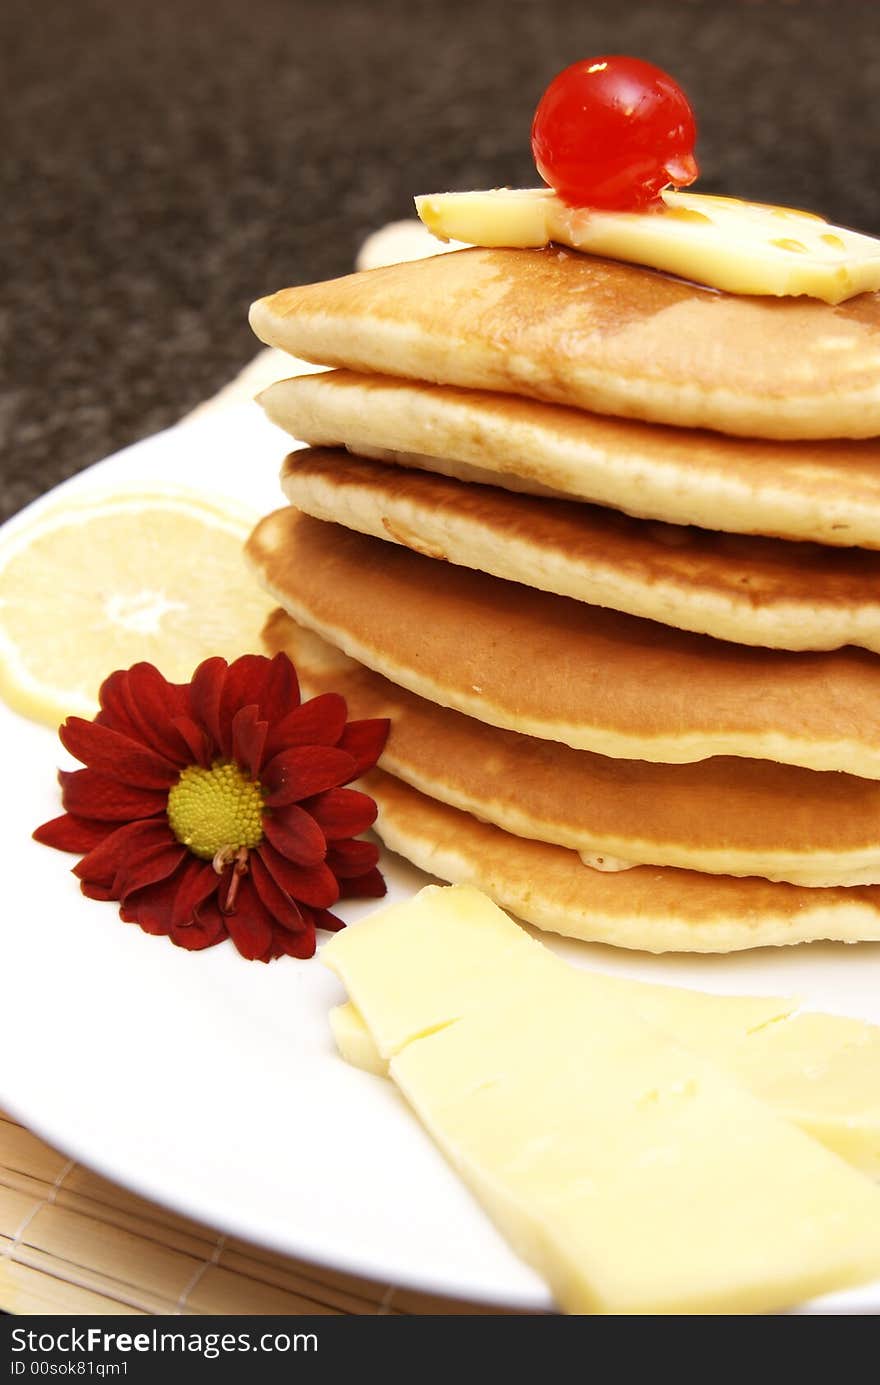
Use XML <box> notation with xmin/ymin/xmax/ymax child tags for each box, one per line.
<box><xmin>2</xmin><ymin>400</ymin><xmax>879</xmax><ymax>1315</ymax></box>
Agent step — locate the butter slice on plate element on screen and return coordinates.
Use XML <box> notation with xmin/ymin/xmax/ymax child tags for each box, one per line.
<box><xmin>330</xmin><ymin>1002</ymin><xmax>389</xmax><ymax>1077</ymax></box>
<box><xmin>324</xmin><ymin>885</ymin><xmax>880</xmax><ymax>1315</ymax></box>
<box><xmin>332</xmin><ymin>993</ymin><xmax>880</xmax><ymax>1176</ymax></box>
<box><xmin>415</xmin><ymin>188</ymin><xmax>880</xmax><ymax>304</ymax></box>
<box><xmin>719</xmin><ymin>1011</ymin><xmax>880</xmax><ymax>1177</ymax></box>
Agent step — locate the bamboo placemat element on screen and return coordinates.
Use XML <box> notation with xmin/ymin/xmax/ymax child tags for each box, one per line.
<box><xmin>0</xmin><ymin>1108</ymin><xmax>512</xmax><ymax>1316</ymax></box>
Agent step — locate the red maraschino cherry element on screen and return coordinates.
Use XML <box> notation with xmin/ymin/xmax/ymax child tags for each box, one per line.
<box><xmin>531</xmin><ymin>56</ymin><xmax>698</xmax><ymax>211</ymax></box>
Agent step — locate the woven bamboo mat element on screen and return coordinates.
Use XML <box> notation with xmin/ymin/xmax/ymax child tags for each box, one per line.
<box><xmin>0</xmin><ymin>1108</ymin><xmax>510</xmax><ymax>1316</ymax></box>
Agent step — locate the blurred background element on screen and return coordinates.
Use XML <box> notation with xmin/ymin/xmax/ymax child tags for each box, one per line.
<box><xmin>2</xmin><ymin>0</ymin><xmax>878</xmax><ymax>520</ymax></box>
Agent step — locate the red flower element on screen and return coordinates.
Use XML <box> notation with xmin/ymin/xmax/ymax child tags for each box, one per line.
<box><xmin>34</xmin><ymin>654</ymin><xmax>389</xmax><ymax>962</ymax></box>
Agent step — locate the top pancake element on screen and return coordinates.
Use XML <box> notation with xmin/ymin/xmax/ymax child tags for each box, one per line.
<box><xmin>245</xmin><ymin>507</ymin><xmax>880</xmax><ymax>779</ymax></box>
<box><xmin>249</xmin><ymin>247</ymin><xmax>880</xmax><ymax>440</ymax></box>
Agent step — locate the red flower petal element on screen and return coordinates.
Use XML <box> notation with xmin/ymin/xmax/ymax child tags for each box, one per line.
<box><xmin>80</xmin><ymin>880</ymin><xmax>117</xmax><ymax>901</ymax></box>
<box><xmin>58</xmin><ymin>768</ymin><xmax>167</xmax><ymax>822</ymax></box>
<box><xmin>190</xmin><ymin>654</ymin><xmax>303</xmax><ymax>769</ymax></box>
<box><xmin>231</xmin><ymin>704</ymin><xmax>268</xmax><ymax>780</ymax></box>
<box><xmin>261</xmin><ymin>803</ymin><xmax>326</xmax><ymax>867</ymax></box>
<box><xmin>168</xmin><ymin>715</ymin><xmax>212</xmax><ymax>768</ymax></box>
<box><xmin>169</xmin><ymin>910</ymin><xmax>228</xmax><ymax>951</ymax></box>
<box><xmin>336</xmin><ymin>719</ymin><xmax>390</xmax><ymax>777</ymax></box>
<box><xmin>97</xmin><ymin>667</ymin><xmax>188</xmax><ymax>765</ymax></box>
<box><xmin>128</xmin><ymin>662</ymin><xmax>189</xmax><ymax>714</ymax></box>
<box><xmin>118</xmin><ymin>664</ymin><xmax>191</xmax><ymax>764</ymax></box>
<box><xmin>73</xmin><ymin>818</ymin><xmax>175</xmax><ymax>889</ymax></box>
<box><xmin>135</xmin><ymin>910</ymin><xmax>172</xmax><ymax>936</ymax></box>
<box><xmin>124</xmin><ymin>860</ymin><xmax>193</xmax><ymax>934</ymax></box>
<box><xmin>326</xmin><ymin>838</ymin><xmax>381</xmax><ymax>879</ymax></box>
<box><xmin>258</xmin><ymin>841</ymin><xmax>340</xmax><ymax>908</ymax></box>
<box><xmin>313</xmin><ymin>907</ymin><xmax>346</xmax><ymax>934</ymax></box>
<box><xmin>271</xmin><ymin>915</ymin><xmax>317</xmax><ymax>959</ymax></box>
<box><xmin>224</xmin><ymin>875</ymin><xmax>274</xmax><ymax>961</ymax></box>
<box><xmin>262</xmin><ymin>692</ymin><xmax>348</xmax><ymax>760</ymax></box>
<box><xmin>192</xmin><ymin>894</ymin><xmax>227</xmax><ymax>928</ymax></box>
<box><xmin>339</xmin><ymin>866</ymin><xmax>387</xmax><ymax>900</ymax></box>
<box><xmin>189</xmin><ymin>657</ymin><xmax>227</xmax><ymax>754</ymax></box>
<box><xmin>169</xmin><ymin>858</ymin><xmax>222</xmax><ymax>929</ymax></box>
<box><xmin>96</xmin><ymin>669</ymin><xmax>145</xmax><ymax>740</ymax></box>
<box><xmin>250</xmin><ymin>852</ymin><xmax>305</xmax><ymax>932</ymax></box>
<box><xmin>262</xmin><ymin>745</ymin><xmax>356</xmax><ymax>807</ymax></box>
<box><xmin>218</xmin><ymin>655</ymin><xmax>274</xmax><ymax>757</ymax></box>
<box><xmin>115</xmin><ymin>835</ymin><xmax>188</xmax><ymax>898</ymax></box>
<box><xmin>304</xmin><ymin>787</ymin><xmax>377</xmax><ymax>840</ymax></box>
<box><xmin>255</xmin><ymin>652</ymin><xmax>301</xmax><ymax>727</ymax></box>
<box><xmin>33</xmin><ymin>813</ymin><xmax>110</xmax><ymax>853</ymax></box>
<box><xmin>60</xmin><ymin>719</ymin><xmax>180</xmax><ymax>789</ymax></box>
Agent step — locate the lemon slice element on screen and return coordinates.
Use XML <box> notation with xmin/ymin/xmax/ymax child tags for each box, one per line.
<box><xmin>0</xmin><ymin>488</ymin><xmax>276</xmax><ymax>727</ymax></box>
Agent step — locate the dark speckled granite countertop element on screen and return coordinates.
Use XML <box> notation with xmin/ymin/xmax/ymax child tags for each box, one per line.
<box><xmin>2</xmin><ymin>0</ymin><xmax>878</xmax><ymax>521</ymax></box>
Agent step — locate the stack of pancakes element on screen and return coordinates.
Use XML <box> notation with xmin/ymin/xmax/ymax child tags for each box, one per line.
<box><xmin>245</xmin><ymin>245</ymin><xmax>880</xmax><ymax>953</ymax></box>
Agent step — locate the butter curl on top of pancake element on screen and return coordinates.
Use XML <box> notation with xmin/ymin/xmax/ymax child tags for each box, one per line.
<box><xmin>263</xmin><ymin>611</ymin><xmax>880</xmax><ymax>889</ymax></box>
<box><xmin>279</xmin><ymin>446</ymin><xmax>880</xmax><ymax>654</ymax></box>
<box><xmin>260</xmin><ymin>370</ymin><xmax>880</xmax><ymax>549</ymax></box>
<box><xmin>245</xmin><ymin>507</ymin><xmax>880</xmax><ymax>781</ymax></box>
<box><xmin>249</xmin><ymin>247</ymin><xmax>880</xmax><ymax>441</ymax></box>
<box><xmin>364</xmin><ymin>770</ymin><xmax>880</xmax><ymax>954</ymax></box>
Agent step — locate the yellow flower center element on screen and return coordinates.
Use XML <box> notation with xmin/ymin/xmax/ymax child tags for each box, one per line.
<box><xmin>167</xmin><ymin>760</ymin><xmax>264</xmax><ymax>861</ymax></box>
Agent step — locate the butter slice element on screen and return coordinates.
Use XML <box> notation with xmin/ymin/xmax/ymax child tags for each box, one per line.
<box><xmin>330</xmin><ymin>1002</ymin><xmax>388</xmax><ymax>1077</ymax></box>
<box><xmin>721</xmin><ymin>1013</ymin><xmax>880</xmax><ymax>1177</ymax></box>
<box><xmin>415</xmin><ymin>188</ymin><xmax>880</xmax><ymax>304</ymax></box>
<box><xmin>324</xmin><ymin>886</ymin><xmax>880</xmax><ymax>1314</ymax></box>
<box><xmin>324</xmin><ymin>885</ymin><xmax>540</xmax><ymax>1060</ymax></box>
<box><xmin>324</xmin><ymin>885</ymin><xmax>790</xmax><ymax>1059</ymax></box>
<box><xmin>331</xmin><ymin>998</ymin><xmax>880</xmax><ymax>1176</ymax></box>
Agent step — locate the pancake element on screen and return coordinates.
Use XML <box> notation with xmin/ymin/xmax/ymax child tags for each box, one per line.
<box><xmin>248</xmin><ymin>247</ymin><xmax>880</xmax><ymax>440</ymax></box>
<box><xmin>364</xmin><ymin>770</ymin><xmax>880</xmax><ymax>953</ymax></box>
<box><xmin>279</xmin><ymin>447</ymin><xmax>880</xmax><ymax>653</ymax></box>
<box><xmin>260</xmin><ymin>371</ymin><xmax>880</xmax><ymax>549</ymax></box>
<box><xmin>263</xmin><ymin>610</ymin><xmax>880</xmax><ymax>887</ymax></box>
<box><xmin>245</xmin><ymin>508</ymin><xmax>880</xmax><ymax>779</ymax></box>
